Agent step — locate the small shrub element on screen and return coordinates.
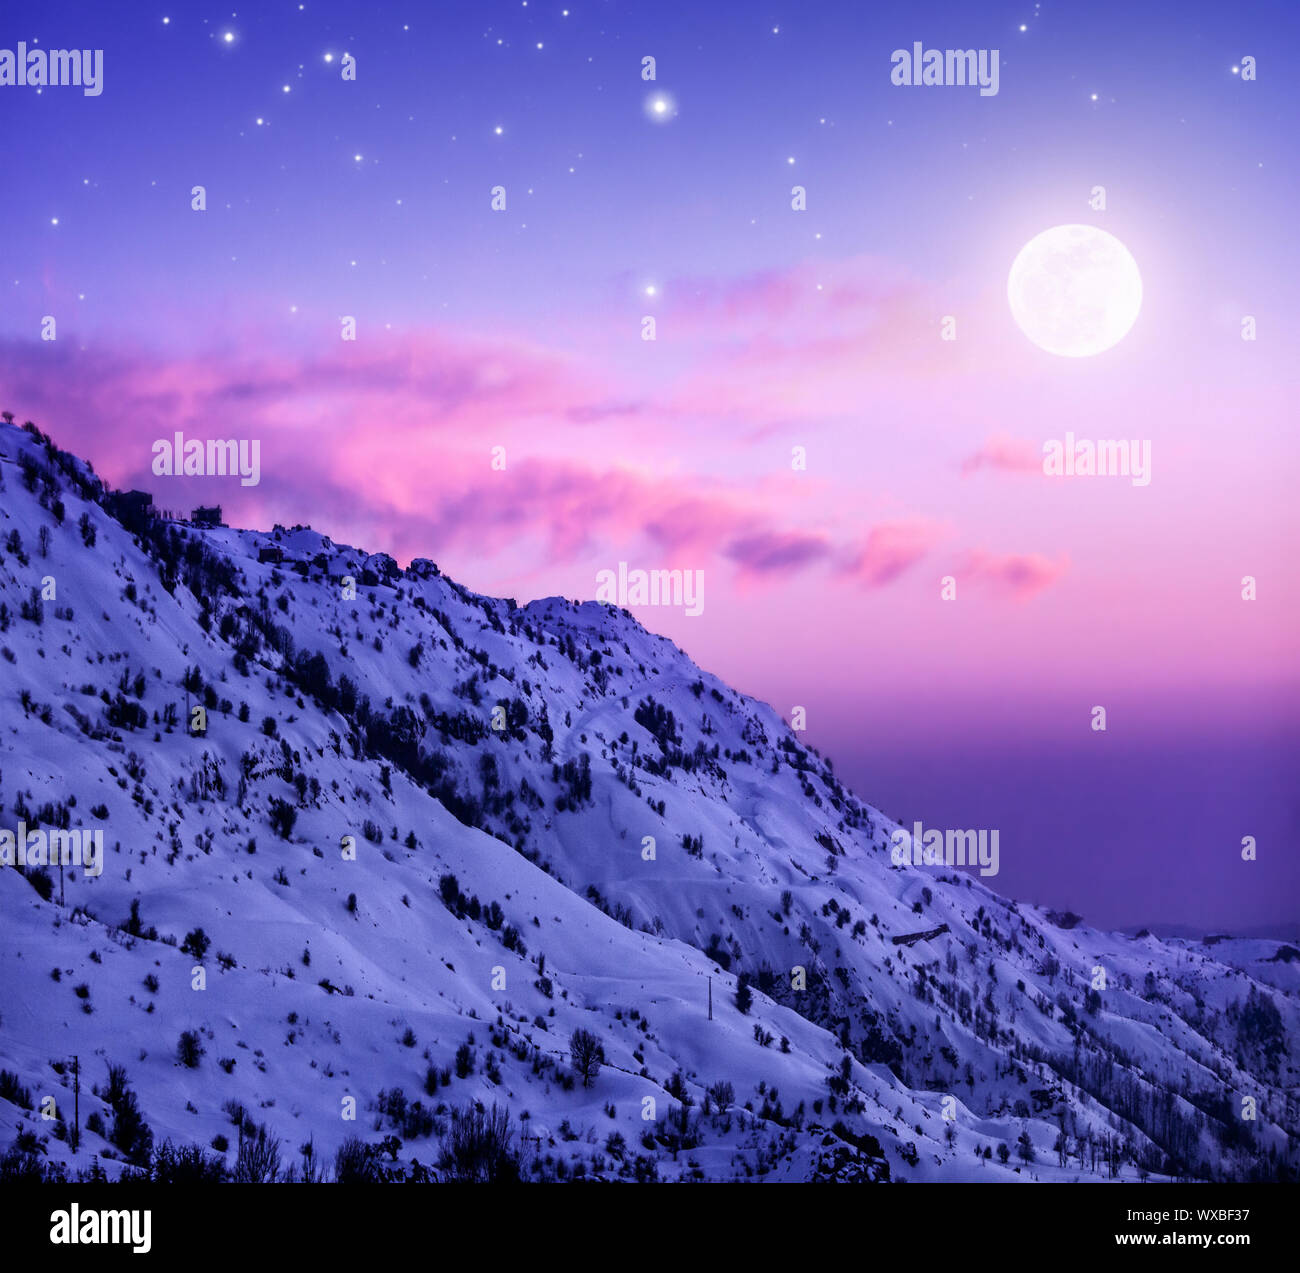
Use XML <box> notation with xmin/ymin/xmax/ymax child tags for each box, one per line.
<box><xmin>177</xmin><ymin>1029</ymin><xmax>204</xmax><ymax>1068</ymax></box>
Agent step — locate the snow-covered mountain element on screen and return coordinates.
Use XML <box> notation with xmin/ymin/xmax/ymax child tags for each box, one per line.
<box><xmin>0</xmin><ymin>418</ymin><xmax>1295</xmax><ymax>1183</ymax></box>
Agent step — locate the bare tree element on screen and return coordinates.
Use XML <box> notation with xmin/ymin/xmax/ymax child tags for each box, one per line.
<box><xmin>233</xmin><ymin>1124</ymin><xmax>282</xmax><ymax>1182</ymax></box>
<box><xmin>569</xmin><ymin>1027</ymin><xmax>605</xmax><ymax>1088</ymax></box>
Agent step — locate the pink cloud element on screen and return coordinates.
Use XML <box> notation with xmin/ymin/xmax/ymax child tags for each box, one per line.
<box><xmin>0</xmin><ymin>328</ymin><xmax>620</xmax><ymax>473</ymax></box>
<box><xmin>961</xmin><ymin>433</ymin><xmax>1043</xmax><ymax>476</ymax></box>
<box><xmin>0</xmin><ymin>333</ymin><xmax>856</xmax><ymax>589</ymax></box>
<box><xmin>841</xmin><ymin>521</ymin><xmax>945</xmax><ymax>588</ymax></box>
<box><xmin>956</xmin><ymin>550</ymin><xmax>1068</xmax><ymax>600</ymax></box>
<box><xmin>659</xmin><ymin>256</ymin><xmax>960</xmax><ymax>431</ymax></box>
<box><xmin>0</xmin><ymin>309</ymin><xmax>1005</xmax><ymax>613</ymax></box>
<box><xmin>724</xmin><ymin>530</ymin><xmax>833</xmax><ymax>578</ymax></box>
<box><xmin>665</xmin><ymin>256</ymin><xmax>917</xmax><ymax>330</ymax></box>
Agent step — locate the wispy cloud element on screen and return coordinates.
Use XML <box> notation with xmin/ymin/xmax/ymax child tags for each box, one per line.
<box><xmin>956</xmin><ymin>549</ymin><xmax>1068</xmax><ymax>600</ymax></box>
<box><xmin>724</xmin><ymin>530</ymin><xmax>833</xmax><ymax>578</ymax></box>
<box><xmin>841</xmin><ymin>520</ymin><xmax>945</xmax><ymax>588</ymax></box>
<box><xmin>0</xmin><ymin>290</ymin><xmax>1061</xmax><ymax>614</ymax></box>
<box><xmin>960</xmin><ymin>433</ymin><xmax>1042</xmax><ymax>476</ymax></box>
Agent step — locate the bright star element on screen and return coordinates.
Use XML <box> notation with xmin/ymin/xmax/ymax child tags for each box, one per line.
<box><xmin>645</xmin><ymin>92</ymin><xmax>676</xmax><ymax>122</ymax></box>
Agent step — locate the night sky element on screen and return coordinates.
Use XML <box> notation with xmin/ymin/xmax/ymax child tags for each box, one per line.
<box><xmin>2</xmin><ymin>0</ymin><xmax>1297</xmax><ymax>932</ymax></box>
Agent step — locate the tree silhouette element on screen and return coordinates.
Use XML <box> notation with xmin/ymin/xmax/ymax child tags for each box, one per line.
<box><xmin>569</xmin><ymin>1027</ymin><xmax>604</xmax><ymax>1088</ymax></box>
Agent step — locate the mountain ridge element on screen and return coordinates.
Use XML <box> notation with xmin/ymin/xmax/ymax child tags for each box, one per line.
<box><xmin>0</xmin><ymin>417</ymin><xmax>1295</xmax><ymax>1183</ymax></box>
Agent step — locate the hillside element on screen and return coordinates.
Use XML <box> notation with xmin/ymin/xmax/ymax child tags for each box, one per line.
<box><xmin>0</xmin><ymin>418</ymin><xmax>1295</xmax><ymax>1183</ymax></box>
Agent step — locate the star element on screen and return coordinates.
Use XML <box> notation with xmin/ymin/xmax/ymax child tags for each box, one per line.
<box><xmin>645</xmin><ymin>92</ymin><xmax>676</xmax><ymax>122</ymax></box>
<box><xmin>222</xmin><ymin>31</ymin><xmax>234</xmax><ymax>44</ymax></box>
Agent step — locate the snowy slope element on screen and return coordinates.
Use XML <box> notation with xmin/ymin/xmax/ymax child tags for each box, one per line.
<box><xmin>0</xmin><ymin>419</ymin><xmax>1295</xmax><ymax>1183</ymax></box>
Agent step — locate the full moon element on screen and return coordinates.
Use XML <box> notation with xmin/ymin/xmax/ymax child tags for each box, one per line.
<box><xmin>1007</xmin><ymin>224</ymin><xmax>1142</xmax><ymax>357</ymax></box>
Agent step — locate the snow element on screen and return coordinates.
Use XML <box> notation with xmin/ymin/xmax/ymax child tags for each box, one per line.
<box><xmin>0</xmin><ymin>419</ymin><xmax>1294</xmax><ymax>1183</ymax></box>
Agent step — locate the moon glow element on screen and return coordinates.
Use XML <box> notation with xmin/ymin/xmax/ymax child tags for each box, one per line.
<box><xmin>1008</xmin><ymin>224</ymin><xmax>1142</xmax><ymax>357</ymax></box>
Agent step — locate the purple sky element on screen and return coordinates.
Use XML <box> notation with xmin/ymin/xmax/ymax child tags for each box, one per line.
<box><xmin>1</xmin><ymin>1</ymin><xmax>1296</xmax><ymax>931</ymax></box>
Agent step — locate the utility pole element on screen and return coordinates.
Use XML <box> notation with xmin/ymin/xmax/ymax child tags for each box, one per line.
<box><xmin>708</xmin><ymin>976</ymin><xmax>712</xmax><ymax>1021</ymax></box>
<box><xmin>71</xmin><ymin>1055</ymin><xmax>79</xmax><ymax>1153</ymax></box>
